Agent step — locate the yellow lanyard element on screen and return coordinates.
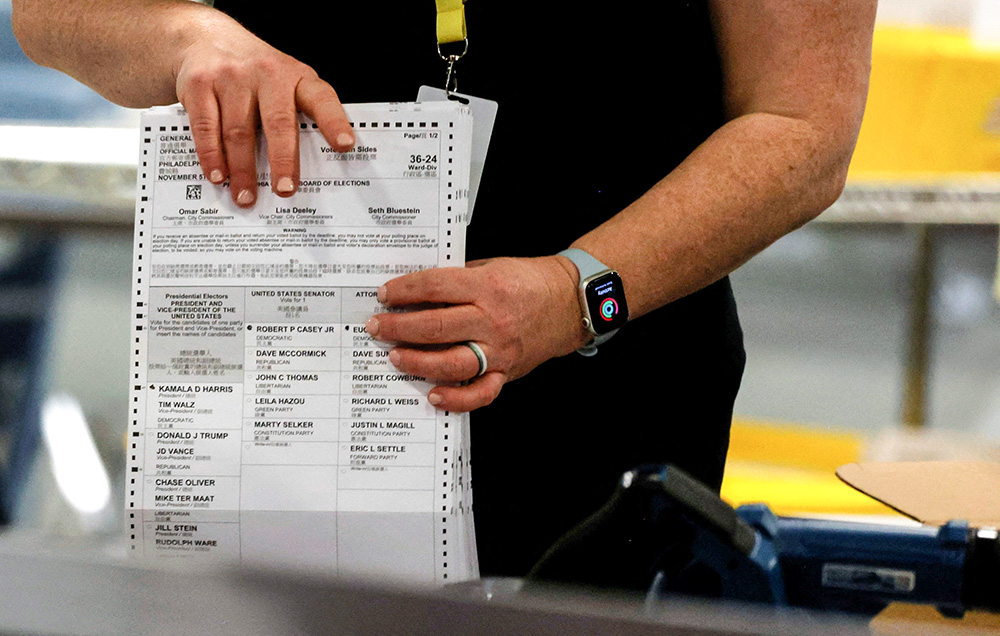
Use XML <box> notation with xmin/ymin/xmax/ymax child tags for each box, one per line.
<box><xmin>435</xmin><ymin>0</ymin><xmax>467</xmax><ymax>44</ymax></box>
<box><xmin>435</xmin><ymin>0</ymin><xmax>468</xmax><ymax>94</ymax></box>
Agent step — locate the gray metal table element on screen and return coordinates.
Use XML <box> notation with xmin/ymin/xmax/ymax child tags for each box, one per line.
<box><xmin>0</xmin><ymin>531</ymin><xmax>871</xmax><ymax>636</ymax></box>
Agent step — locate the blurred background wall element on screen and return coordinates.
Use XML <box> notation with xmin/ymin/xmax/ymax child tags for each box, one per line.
<box><xmin>731</xmin><ymin>0</ymin><xmax>1000</xmax><ymax>437</ymax></box>
<box><xmin>878</xmin><ymin>0</ymin><xmax>975</xmax><ymax>28</ymax></box>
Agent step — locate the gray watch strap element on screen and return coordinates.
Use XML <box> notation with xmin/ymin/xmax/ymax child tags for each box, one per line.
<box><xmin>559</xmin><ymin>248</ymin><xmax>607</xmax><ymax>280</ymax></box>
<box><xmin>558</xmin><ymin>248</ymin><xmax>620</xmax><ymax>356</ymax></box>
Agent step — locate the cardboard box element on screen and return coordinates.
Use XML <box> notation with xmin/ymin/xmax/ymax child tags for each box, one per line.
<box><xmin>837</xmin><ymin>461</ymin><xmax>1000</xmax><ymax>633</ymax></box>
<box><xmin>837</xmin><ymin>461</ymin><xmax>1000</xmax><ymax>527</ymax></box>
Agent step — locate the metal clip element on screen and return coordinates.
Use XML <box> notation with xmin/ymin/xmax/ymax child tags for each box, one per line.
<box><xmin>437</xmin><ymin>38</ymin><xmax>468</xmax><ymax>97</ymax></box>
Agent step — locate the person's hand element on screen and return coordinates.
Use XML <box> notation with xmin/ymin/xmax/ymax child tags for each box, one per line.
<box><xmin>365</xmin><ymin>256</ymin><xmax>590</xmax><ymax>412</ymax></box>
<box><xmin>173</xmin><ymin>22</ymin><xmax>354</xmax><ymax>208</ymax></box>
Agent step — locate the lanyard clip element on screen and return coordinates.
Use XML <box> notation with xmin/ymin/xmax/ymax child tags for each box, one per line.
<box><xmin>437</xmin><ymin>39</ymin><xmax>468</xmax><ymax>97</ymax></box>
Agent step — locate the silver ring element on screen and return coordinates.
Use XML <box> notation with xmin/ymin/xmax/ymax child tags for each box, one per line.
<box><xmin>463</xmin><ymin>341</ymin><xmax>487</xmax><ymax>377</ymax></box>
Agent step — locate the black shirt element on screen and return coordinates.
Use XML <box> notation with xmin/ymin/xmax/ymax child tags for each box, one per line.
<box><xmin>215</xmin><ymin>0</ymin><xmax>745</xmax><ymax>578</ymax></box>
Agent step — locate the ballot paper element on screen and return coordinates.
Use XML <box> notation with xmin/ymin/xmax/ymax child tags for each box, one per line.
<box><xmin>128</xmin><ymin>103</ymin><xmax>477</xmax><ymax>584</ymax></box>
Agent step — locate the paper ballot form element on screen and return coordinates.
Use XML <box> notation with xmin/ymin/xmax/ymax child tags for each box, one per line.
<box><xmin>128</xmin><ymin>103</ymin><xmax>477</xmax><ymax>584</ymax></box>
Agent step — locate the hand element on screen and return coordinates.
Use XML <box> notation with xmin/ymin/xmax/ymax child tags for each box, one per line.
<box><xmin>365</xmin><ymin>256</ymin><xmax>589</xmax><ymax>412</ymax></box>
<box><xmin>173</xmin><ymin>21</ymin><xmax>354</xmax><ymax>208</ymax></box>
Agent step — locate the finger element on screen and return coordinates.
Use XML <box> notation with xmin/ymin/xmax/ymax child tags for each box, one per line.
<box><xmin>389</xmin><ymin>343</ymin><xmax>491</xmax><ymax>383</ymax></box>
<box><xmin>258</xmin><ymin>79</ymin><xmax>300</xmax><ymax>197</ymax></box>
<box><xmin>379</xmin><ymin>267</ymin><xmax>480</xmax><ymax>307</ymax></box>
<box><xmin>367</xmin><ymin>304</ymin><xmax>484</xmax><ymax>344</ymax></box>
<box><xmin>428</xmin><ymin>372</ymin><xmax>506</xmax><ymax>413</ymax></box>
<box><xmin>180</xmin><ymin>83</ymin><xmax>227</xmax><ymax>185</ymax></box>
<box><xmin>296</xmin><ymin>77</ymin><xmax>354</xmax><ymax>151</ymax></box>
<box><xmin>217</xmin><ymin>83</ymin><xmax>259</xmax><ymax>207</ymax></box>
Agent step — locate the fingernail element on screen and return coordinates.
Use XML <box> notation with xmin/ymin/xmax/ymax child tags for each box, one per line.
<box><xmin>377</xmin><ymin>285</ymin><xmax>387</xmax><ymax>304</ymax></box>
<box><xmin>337</xmin><ymin>132</ymin><xmax>354</xmax><ymax>149</ymax></box>
<box><xmin>388</xmin><ymin>349</ymin><xmax>400</xmax><ymax>366</ymax></box>
<box><xmin>276</xmin><ymin>177</ymin><xmax>295</xmax><ymax>194</ymax></box>
<box><xmin>209</xmin><ymin>169</ymin><xmax>224</xmax><ymax>184</ymax></box>
<box><xmin>428</xmin><ymin>393</ymin><xmax>443</xmax><ymax>406</ymax></box>
<box><xmin>237</xmin><ymin>189</ymin><xmax>255</xmax><ymax>206</ymax></box>
<box><xmin>365</xmin><ymin>317</ymin><xmax>379</xmax><ymax>337</ymax></box>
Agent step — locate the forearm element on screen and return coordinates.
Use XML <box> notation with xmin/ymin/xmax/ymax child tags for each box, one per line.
<box><xmin>572</xmin><ymin>112</ymin><xmax>855</xmax><ymax>318</ymax></box>
<box><xmin>12</xmin><ymin>0</ymin><xmax>233</xmax><ymax>107</ymax></box>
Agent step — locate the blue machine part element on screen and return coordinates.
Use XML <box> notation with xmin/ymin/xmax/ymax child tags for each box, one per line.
<box><xmin>679</xmin><ymin>506</ymin><xmax>787</xmax><ymax>605</ymax></box>
<box><xmin>528</xmin><ymin>464</ymin><xmax>999</xmax><ymax>617</ymax></box>
<box><xmin>738</xmin><ymin>506</ymin><xmax>970</xmax><ymax>616</ymax></box>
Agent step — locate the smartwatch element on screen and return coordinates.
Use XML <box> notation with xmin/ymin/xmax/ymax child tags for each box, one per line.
<box><xmin>557</xmin><ymin>248</ymin><xmax>630</xmax><ymax>357</ymax></box>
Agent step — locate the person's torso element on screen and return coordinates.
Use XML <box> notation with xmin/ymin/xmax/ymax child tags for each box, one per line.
<box><xmin>212</xmin><ymin>1</ymin><xmax>725</xmax><ymax>258</ymax></box>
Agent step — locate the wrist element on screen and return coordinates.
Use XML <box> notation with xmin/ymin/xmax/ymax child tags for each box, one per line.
<box><xmin>161</xmin><ymin>4</ymin><xmax>223</xmax><ymax>81</ymax></box>
<box><xmin>556</xmin><ymin>248</ymin><xmax>630</xmax><ymax>355</ymax></box>
<box><xmin>168</xmin><ymin>6</ymin><xmax>252</xmax><ymax>88</ymax></box>
<box><xmin>547</xmin><ymin>255</ymin><xmax>594</xmax><ymax>354</ymax></box>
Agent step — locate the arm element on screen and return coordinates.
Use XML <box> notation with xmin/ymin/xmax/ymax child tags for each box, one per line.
<box><xmin>369</xmin><ymin>0</ymin><xmax>876</xmax><ymax>412</ymax></box>
<box><xmin>11</xmin><ymin>0</ymin><xmax>354</xmax><ymax>206</ymax></box>
<box><xmin>572</xmin><ymin>0</ymin><xmax>876</xmax><ymax>316</ymax></box>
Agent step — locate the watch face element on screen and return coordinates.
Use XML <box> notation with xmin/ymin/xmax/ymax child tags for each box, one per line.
<box><xmin>584</xmin><ymin>272</ymin><xmax>629</xmax><ymax>335</ymax></box>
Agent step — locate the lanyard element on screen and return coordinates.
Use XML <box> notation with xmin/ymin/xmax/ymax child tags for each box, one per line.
<box><xmin>435</xmin><ymin>0</ymin><xmax>468</xmax><ymax>94</ymax></box>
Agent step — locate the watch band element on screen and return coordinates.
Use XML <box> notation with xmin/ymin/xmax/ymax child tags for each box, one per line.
<box><xmin>558</xmin><ymin>248</ymin><xmax>620</xmax><ymax>356</ymax></box>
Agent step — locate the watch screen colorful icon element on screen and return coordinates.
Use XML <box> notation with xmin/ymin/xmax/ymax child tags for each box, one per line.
<box><xmin>600</xmin><ymin>298</ymin><xmax>618</xmax><ymax>321</ymax></box>
<box><xmin>584</xmin><ymin>271</ymin><xmax>629</xmax><ymax>335</ymax></box>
